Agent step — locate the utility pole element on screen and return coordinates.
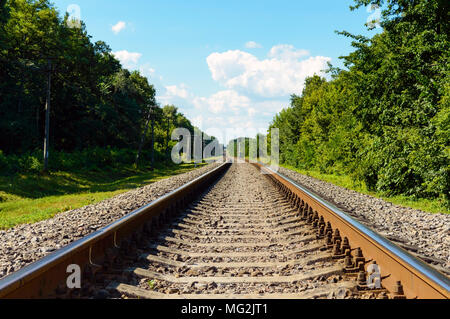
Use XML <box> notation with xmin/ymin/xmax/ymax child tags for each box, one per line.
<box><xmin>136</xmin><ymin>104</ymin><xmax>157</xmax><ymax>170</ymax></box>
<box><xmin>136</xmin><ymin>105</ymin><xmax>152</xmax><ymax>166</ymax></box>
<box><xmin>150</xmin><ymin>107</ymin><xmax>155</xmax><ymax>170</ymax></box>
<box><xmin>165</xmin><ymin>115</ymin><xmax>170</xmax><ymax>159</ymax></box>
<box><xmin>43</xmin><ymin>58</ymin><xmax>53</xmax><ymax>172</ymax></box>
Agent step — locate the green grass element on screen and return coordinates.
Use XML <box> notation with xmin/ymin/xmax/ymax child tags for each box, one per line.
<box><xmin>147</xmin><ymin>279</ymin><xmax>156</xmax><ymax>290</ymax></box>
<box><xmin>0</xmin><ymin>162</ymin><xmax>208</xmax><ymax>229</ymax></box>
<box><xmin>280</xmin><ymin>164</ymin><xmax>449</xmax><ymax>215</ymax></box>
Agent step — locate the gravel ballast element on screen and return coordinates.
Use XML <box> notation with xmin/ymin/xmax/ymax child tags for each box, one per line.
<box><xmin>99</xmin><ymin>164</ymin><xmax>364</xmax><ymax>299</ymax></box>
<box><xmin>0</xmin><ymin>163</ymin><xmax>221</xmax><ymax>279</ymax></box>
<box><xmin>1</xmin><ymin>161</ymin><xmax>448</xmax><ymax>282</ymax></box>
<box><xmin>277</xmin><ymin>166</ymin><xmax>450</xmax><ymax>271</ymax></box>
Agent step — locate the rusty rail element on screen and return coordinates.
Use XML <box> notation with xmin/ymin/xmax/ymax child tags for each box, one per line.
<box><xmin>252</xmin><ymin>161</ymin><xmax>449</xmax><ymax>299</ymax></box>
<box><xmin>0</xmin><ymin>162</ymin><xmax>231</xmax><ymax>299</ymax></box>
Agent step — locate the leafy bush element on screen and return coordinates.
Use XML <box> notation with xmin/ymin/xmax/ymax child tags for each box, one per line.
<box><xmin>0</xmin><ymin>147</ymin><xmax>167</xmax><ymax>175</ymax></box>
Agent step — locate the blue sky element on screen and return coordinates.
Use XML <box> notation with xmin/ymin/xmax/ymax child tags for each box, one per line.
<box><xmin>53</xmin><ymin>0</ymin><xmax>381</xmax><ymax>143</ymax></box>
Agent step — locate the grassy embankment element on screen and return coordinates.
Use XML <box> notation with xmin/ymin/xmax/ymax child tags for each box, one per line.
<box><xmin>246</xmin><ymin>157</ymin><xmax>447</xmax><ymax>214</ymax></box>
<box><xmin>280</xmin><ymin>163</ymin><xmax>449</xmax><ymax>215</ymax></box>
<box><xmin>0</xmin><ymin>162</ymin><xmax>208</xmax><ymax>230</ymax></box>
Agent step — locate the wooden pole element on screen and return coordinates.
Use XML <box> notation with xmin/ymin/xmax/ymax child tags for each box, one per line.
<box><xmin>150</xmin><ymin>113</ymin><xmax>155</xmax><ymax>170</ymax></box>
<box><xmin>43</xmin><ymin>59</ymin><xmax>52</xmax><ymax>172</ymax></box>
<box><xmin>165</xmin><ymin>116</ymin><xmax>170</xmax><ymax>159</ymax></box>
<box><xmin>136</xmin><ymin>106</ymin><xmax>152</xmax><ymax>166</ymax></box>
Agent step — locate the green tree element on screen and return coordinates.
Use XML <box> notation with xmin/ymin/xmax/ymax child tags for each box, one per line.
<box><xmin>162</xmin><ymin>105</ymin><xmax>178</xmax><ymax>157</ymax></box>
<box><xmin>267</xmin><ymin>0</ymin><xmax>449</xmax><ymax>204</ymax></box>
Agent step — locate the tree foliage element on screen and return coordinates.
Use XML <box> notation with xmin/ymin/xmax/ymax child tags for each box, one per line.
<box><xmin>0</xmin><ymin>0</ymin><xmax>210</xmax><ymax>167</ymax></box>
<box><xmin>269</xmin><ymin>0</ymin><xmax>449</xmax><ymax>203</ymax></box>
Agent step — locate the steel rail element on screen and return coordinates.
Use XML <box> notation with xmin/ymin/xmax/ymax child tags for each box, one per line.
<box><xmin>252</xmin><ymin>161</ymin><xmax>449</xmax><ymax>299</ymax></box>
<box><xmin>0</xmin><ymin>162</ymin><xmax>231</xmax><ymax>299</ymax></box>
<box><xmin>1</xmin><ymin>159</ymin><xmax>448</xmax><ymax>299</ymax></box>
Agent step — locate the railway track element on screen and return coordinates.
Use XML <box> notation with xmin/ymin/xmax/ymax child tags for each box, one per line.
<box><xmin>0</xmin><ymin>161</ymin><xmax>448</xmax><ymax>299</ymax></box>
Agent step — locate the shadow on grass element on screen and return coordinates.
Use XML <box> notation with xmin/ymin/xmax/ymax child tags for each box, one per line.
<box><xmin>0</xmin><ymin>162</ymin><xmax>206</xmax><ymax>200</ymax></box>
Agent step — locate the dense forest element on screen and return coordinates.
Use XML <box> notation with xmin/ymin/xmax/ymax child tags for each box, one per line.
<box><xmin>268</xmin><ymin>0</ymin><xmax>449</xmax><ymax>205</ymax></box>
<box><xmin>0</xmin><ymin>0</ymin><xmax>213</xmax><ymax>173</ymax></box>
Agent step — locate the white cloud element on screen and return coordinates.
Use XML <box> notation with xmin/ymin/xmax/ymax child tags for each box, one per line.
<box><xmin>112</xmin><ymin>21</ymin><xmax>126</xmax><ymax>34</ymax></box>
<box><xmin>245</xmin><ymin>41</ymin><xmax>262</xmax><ymax>49</ymax></box>
<box><xmin>268</xmin><ymin>44</ymin><xmax>309</xmax><ymax>60</ymax></box>
<box><xmin>206</xmin><ymin>45</ymin><xmax>331</xmax><ymax>97</ymax></box>
<box><xmin>112</xmin><ymin>50</ymin><xmax>142</xmax><ymax>69</ymax></box>
<box><xmin>191</xmin><ymin>115</ymin><xmax>204</xmax><ymax>129</ymax></box>
<box><xmin>248</xmin><ymin>107</ymin><xmax>257</xmax><ymax>117</ymax></box>
<box><xmin>155</xmin><ymin>82</ymin><xmax>289</xmax><ymax>144</ymax></box>
<box><xmin>139</xmin><ymin>63</ymin><xmax>156</xmax><ymax>78</ymax></box>
<box><xmin>157</xmin><ymin>83</ymin><xmax>194</xmax><ymax>107</ymax></box>
<box><xmin>191</xmin><ymin>113</ymin><xmax>270</xmax><ymax>143</ymax></box>
<box><xmin>165</xmin><ymin>84</ymin><xmax>191</xmax><ymax>100</ymax></box>
<box><xmin>193</xmin><ymin>90</ymin><xmax>251</xmax><ymax>114</ymax></box>
<box><xmin>153</xmin><ymin>44</ymin><xmax>328</xmax><ymax>144</ymax></box>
